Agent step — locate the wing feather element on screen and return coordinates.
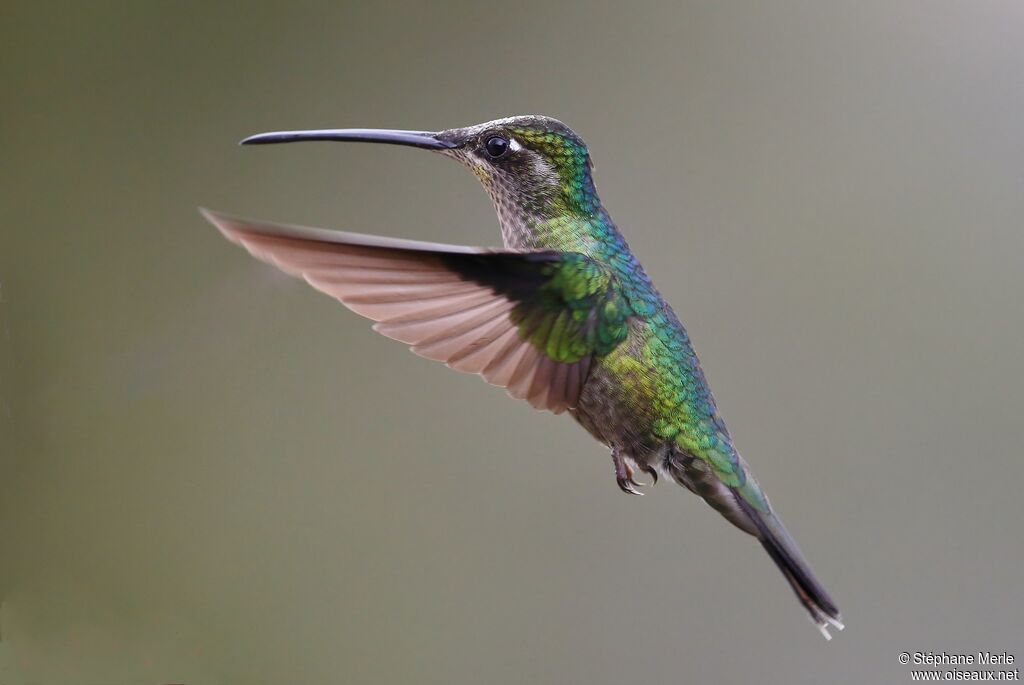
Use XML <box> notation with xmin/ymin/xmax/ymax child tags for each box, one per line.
<box><xmin>203</xmin><ymin>209</ymin><xmax>628</xmax><ymax>414</ymax></box>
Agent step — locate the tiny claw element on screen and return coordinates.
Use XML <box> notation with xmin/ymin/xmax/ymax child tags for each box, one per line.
<box><xmin>617</xmin><ymin>477</ymin><xmax>644</xmax><ymax>496</ymax></box>
<box><xmin>611</xmin><ymin>448</ymin><xmax>644</xmax><ymax>495</ymax></box>
<box><xmin>639</xmin><ymin>464</ymin><xmax>658</xmax><ymax>485</ymax></box>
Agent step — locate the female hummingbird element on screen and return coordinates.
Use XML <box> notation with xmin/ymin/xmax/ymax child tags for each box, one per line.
<box><xmin>202</xmin><ymin>115</ymin><xmax>843</xmax><ymax>638</ymax></box>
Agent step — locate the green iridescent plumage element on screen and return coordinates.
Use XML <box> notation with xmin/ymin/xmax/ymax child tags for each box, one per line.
<box><xmin>502</xmin><ymin>124</ymin><xmax>599</xmax><ymax>214</ymax></box>
<box><xmin>510</xmin><ymin>254</ymin><xmax>630</xmax><ymax>363</ymax></box>
<box><xmin>484</xmin><ymin>128</ymin><xmax>752</xmax><ymax>500</ymax></box>
<box><xmin>444</xmin><ymin>117</ymin><xmax>835</xmax><ymax>632</ymax></box>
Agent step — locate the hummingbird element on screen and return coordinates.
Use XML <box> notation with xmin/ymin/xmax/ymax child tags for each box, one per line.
<box><xmin>202</xmin><ymin>115</ymin><xmax>843</xmax><ymax>638</ymax></box>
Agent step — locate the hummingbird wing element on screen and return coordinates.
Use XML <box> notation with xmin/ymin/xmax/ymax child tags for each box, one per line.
<box><xmin>202</xmin><ymin>209</ymin><xmax>631</xmax><ymax>414</ymax></box>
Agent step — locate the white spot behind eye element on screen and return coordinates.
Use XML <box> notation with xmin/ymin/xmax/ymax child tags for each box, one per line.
<box><xmin>508</xmin><ymin>138</ymin><xmax>522</xmax><ymax>152</ymax></box>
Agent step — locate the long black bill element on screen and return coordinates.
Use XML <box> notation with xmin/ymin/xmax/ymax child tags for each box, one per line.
<box><xmin>240</xmin><ymin>128</ymin><xmax>455</xmax><ymax>150</ymax></box>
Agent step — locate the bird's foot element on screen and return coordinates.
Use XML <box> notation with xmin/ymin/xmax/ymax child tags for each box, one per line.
<box><xmin>612</xmin><ymin>448</ymin><xmax>643</xmax><ymax>496</ymax></box>
<box><xmin>639</xmin><ymin>462</ymin><xmax>658</xmax><ymax>485</ymax></box>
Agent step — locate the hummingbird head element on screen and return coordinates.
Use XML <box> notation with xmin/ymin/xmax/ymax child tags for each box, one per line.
<box><xmin>434</xmin><ymin>115</ymin><xmax>598</xmax><ymax>220</ymax></box>
<box><xmin>241</xmin><ymin>115</ymin><xmax>600</xmax><ymax>242</ymax></box>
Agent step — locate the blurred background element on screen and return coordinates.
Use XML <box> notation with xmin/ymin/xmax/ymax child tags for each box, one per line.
<box><xmin>2</xmin><ymin>2</ymin><xmax>1022</xmax><ymax>683</ymax></box>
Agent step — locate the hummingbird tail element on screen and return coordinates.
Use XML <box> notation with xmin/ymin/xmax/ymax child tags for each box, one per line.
<box><xmin>665</xmin><ymin>448</ymin><xmax>842</xmax><ymax>637</ymax></box>
<box><xmin>732</xmin><ymin>495</ymin><xmax>844</xmax><ymax>639</ymax></box>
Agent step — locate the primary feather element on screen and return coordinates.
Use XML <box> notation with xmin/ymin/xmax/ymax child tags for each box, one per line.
<box><xmin>202</xmin><ymin>209</ymin><xmax>627</xmax><ymax>414</ymax></box>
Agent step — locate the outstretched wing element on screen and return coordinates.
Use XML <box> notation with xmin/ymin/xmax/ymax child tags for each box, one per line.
<box><xmin>202</xmin><ymin>209</ymin><xmax>631</xmax><ymax>413</ymax></box>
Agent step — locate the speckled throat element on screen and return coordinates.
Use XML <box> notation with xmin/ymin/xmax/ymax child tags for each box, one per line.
<box><xmin>441</xmin><ymin>147</ymin><xmax>566</xmax><ymax>250</ymax></box>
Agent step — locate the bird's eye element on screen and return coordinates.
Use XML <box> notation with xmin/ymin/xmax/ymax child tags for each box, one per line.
<box><xmin>484</xmin><ymin>136</ymin><xmax>510</xmax><ymax>159</ymax></box>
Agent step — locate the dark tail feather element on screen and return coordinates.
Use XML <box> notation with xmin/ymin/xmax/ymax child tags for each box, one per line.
<box><xmin>734</xmin><ymin>494</ymin><xmax>844</xmax><ymax>639</ymax></box>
